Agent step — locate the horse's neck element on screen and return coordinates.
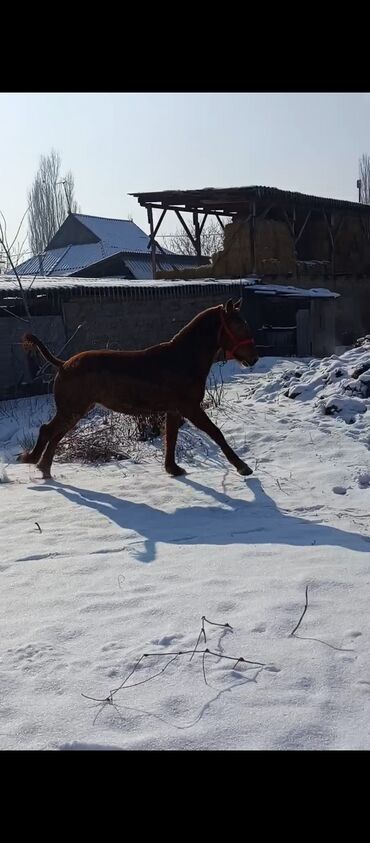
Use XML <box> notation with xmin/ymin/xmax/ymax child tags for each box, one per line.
<box><xmin>173</xmin><ymin>308</ymin><xmax>220</xmax><ymax>378</ymax></box>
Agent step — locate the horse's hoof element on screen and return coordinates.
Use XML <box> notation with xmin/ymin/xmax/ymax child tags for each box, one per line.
<box><xmin>19</xmin><ymin>452</ymin><xmax>33</xmax><ymax>464</ymax></box>
<box><xmin>238</xmin><ymin>463</ymin><xmax>253</xmax><ymax>476</ymax></box>
<box><xmin>37</xmin><ymin>465</ymin><xmax>52</xmax><ymax>479</ymax></box>
<box><xmin>166</xmin><ymin>464</ymin><xmax>186</xmax><ymax>477</ymax></box>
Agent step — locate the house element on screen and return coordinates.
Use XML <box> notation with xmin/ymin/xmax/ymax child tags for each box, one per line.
<box><xmin>11</xmin><ymin>213</ymin><xmax>204</xmax><ymax>280</ymax></box>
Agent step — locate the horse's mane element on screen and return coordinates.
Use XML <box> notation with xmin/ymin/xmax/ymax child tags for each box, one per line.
<box><xmin>170</xmin><ymin>305</ymin><xmax>221</xmax><ymax>345</ymax></box>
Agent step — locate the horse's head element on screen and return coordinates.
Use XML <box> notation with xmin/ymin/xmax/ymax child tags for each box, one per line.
<box><xmin>218</xmin><ymin>299</ymin><xmax>259</xmax><ymax>367</ymax></box>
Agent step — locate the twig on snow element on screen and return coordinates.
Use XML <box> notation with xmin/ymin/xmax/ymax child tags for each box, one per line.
<box><xmin>190</xmin><ymin>615</ymin><xmax>233</xmax><ymax>661</ymax></box>
<box><xmin>290</xmin><ymin>585</ymin><xmax>309</xmax><ymax>636</ymax></box>
<box><xmin>289</xmin><ymin>585</ymin><xmax>354</xmax><ymax>651</ymax></box>
<box><xmin>81</xmin><ymin>616</ymin><xmax>265</xmax><ymax>707</ymax></box>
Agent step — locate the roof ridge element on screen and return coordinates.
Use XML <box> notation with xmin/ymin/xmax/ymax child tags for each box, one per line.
<box><xmin>75</xmin><ymin>213</ymin><xmax>138</xmax><ymax>225</ymax></box>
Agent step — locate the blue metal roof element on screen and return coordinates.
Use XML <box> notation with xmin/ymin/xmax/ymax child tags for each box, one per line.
<box><xmin>17</xmin><ymin>247</ymin><xmax>69</xmax><ymax>276</ymax></box>
<box><xmin>14</xmin><ymin>243</ymin><xmax>122</xmax><ymax>277</ymax></box>
<box><xmin>12</xmin><ymin>214</ymin><xmax>203</xmax><ymax>278</ymax></box>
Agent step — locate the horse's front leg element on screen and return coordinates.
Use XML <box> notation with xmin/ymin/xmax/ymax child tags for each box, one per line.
<box><xmin>185</xmin><ymin>406</ymin><xmax>252</xmax><ymax>476</ymax></box>
<box><xmin>165</xmin><ymin>412</ymin><xmax>186</xmax><ymax>476</ymax></box>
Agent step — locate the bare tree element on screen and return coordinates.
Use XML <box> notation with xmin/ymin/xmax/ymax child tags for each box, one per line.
<box><xmin>165</xmin><ymin>218</ymin><xmax>230</xmax><ymax>258</ymax></box>
<box><xmin>359</xmin><ymin>154</ymin><xmax>370</xmax><ymax>205</ymax></box>
<box><xmin>0</xmin><ymin>208</ymin><xmax>31</xmax><ymax>319</ymax></box>
<box><xmin>28</xmin><ymin>149</ymin><xmax>79</xmax><ymax>254</ymax></box>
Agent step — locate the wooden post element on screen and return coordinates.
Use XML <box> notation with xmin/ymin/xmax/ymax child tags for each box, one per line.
<box><xmin>146</xmin><ymin>208</ymin><xmax>167</xmax><ymax>254</ymax></box>
<box><xmin>147</xmin><ymin>206</ymin><xmax>157</xmax><ymax>279</ymax></box>
<box><xmin>193</xmin><ymin>211</ymin><xmax>202</xmax><ymax>260</ymax></box>
<box><xmin>250</xmin><ymin>202</ymin><xmax>256</xmax><ymax>273</ymax></box>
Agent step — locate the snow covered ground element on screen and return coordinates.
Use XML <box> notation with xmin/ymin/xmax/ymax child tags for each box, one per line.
<box><xmin>1</xmin><ymin>346</ymin><xmax>370</xmax><ymax>751</ymax></box>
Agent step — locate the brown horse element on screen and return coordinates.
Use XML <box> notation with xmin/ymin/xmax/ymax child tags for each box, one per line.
<box><xmin>20</xmin><ymin>298</ymin><xmax>258</xmax><ymax>479</ymax></box>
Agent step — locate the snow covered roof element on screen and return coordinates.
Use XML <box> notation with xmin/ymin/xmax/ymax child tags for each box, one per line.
<box><xmin>9</xmin><ymin>214</ymin><xmax>202</xmax><ymax>279</ymax></box>
<box><xmin>0</xmin><ymin>275</ymin><xmax>339</xmax><ymax>298</ymax></box>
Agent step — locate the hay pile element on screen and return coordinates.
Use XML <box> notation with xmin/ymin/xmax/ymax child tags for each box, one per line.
<box><xmin>334</xmin><ymin>216</ymin><xmax>365</xmax><ymax>273</ymax></box>
<box><xmin>297</xmin><ymin>218</ymin><xmax>330</xmax><ymax>262</ymax></box>
<box><xmin>254</xmin><ymin>218</ymin><xmax>295</xmax><ymax>274</ymax></box>
<box><xmin>214</xmin><ymin>218</ymin><xmax>295</xmax><ymax>276</ymax></box>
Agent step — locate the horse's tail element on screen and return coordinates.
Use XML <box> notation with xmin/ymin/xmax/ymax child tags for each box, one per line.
<box><xmin>23</xmin><ymin>333</ymin><xmax>64</xmax><ymax>369</ymax></box>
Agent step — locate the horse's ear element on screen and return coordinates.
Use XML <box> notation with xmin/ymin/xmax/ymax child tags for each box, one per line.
<box><xmin>234</xmin><ymin>297</ymin><xmax>242</xmax><ymax>311</ymax></box>
<box><xmin>224</xmin><ymin>299</ymin><xmax>233</xmax><ymax>314</ymax></box>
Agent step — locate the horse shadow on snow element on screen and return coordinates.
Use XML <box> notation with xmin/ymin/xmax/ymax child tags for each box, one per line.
<box><xmin>30</xmin><ymin>475</ymin><xmax>370</xmax><ymax>564</ymax></box>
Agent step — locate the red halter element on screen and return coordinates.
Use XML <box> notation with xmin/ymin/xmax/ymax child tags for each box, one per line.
<box><xmin>218</xmin><ymin>308</ymin><xmax>255</xmax><ymax>360</ymax></box>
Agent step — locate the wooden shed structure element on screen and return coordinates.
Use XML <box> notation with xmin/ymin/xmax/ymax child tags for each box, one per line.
<box><xmin>131</xmin><ymin>185</ymin><xmax>370</xmax><ymax>342</ymax></box>
<box><xmin>131</xmin><ymin>185</ymin><xmax>370</xmax><ymax>277</ymax></box>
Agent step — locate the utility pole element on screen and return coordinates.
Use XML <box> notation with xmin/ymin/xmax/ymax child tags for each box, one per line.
<box><xmin>56</xmin><ymin>179</ymin><xmax>71</xmax><ymax>213</ymax></box>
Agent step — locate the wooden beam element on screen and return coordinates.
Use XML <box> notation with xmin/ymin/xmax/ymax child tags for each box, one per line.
<box><xmin>174</xmin><ymin>209</ymin><xmax>197</xmax><ymax>252</ymax></box>
<box><xmin>199</xmin><ymin>213</ymin><xmax>209</xmax><ymax>236</ymax></box>
<box><xmin>294</xmin><ymin>210</ymin><xmax>311</xmax><ymax>245</ymax></box>
<box><xmin>147</xmin><ymin>206</ymin><xmax>157</xmax><ymax>279</ymax></box>
<box><xmin>215</xmin><ymin>214</ymin><xmax>225</xmax><ymax>232</ymax></box>
<box><xmin>282</xmin><ymin>208</ymin><xmax>295</xmax><ymax>238</ymax></box>
<box><xmin>139</xmin><ymin>201</ymin><xmax>240</xmax><ymax>216</ymax></box>
<box><xmin>259</xmin><ymin>204</ymin><xmax>274</xmax><ymax>220</ymax></box>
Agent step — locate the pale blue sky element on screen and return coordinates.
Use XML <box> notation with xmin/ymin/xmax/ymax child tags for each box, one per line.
<box><xmin>1</xmin><ymin>92</ymin><xmax>369</xmax><ymax>253</ymax></box>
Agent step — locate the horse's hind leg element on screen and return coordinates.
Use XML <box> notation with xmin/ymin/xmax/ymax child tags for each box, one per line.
<box><xmin>20</xmin><ymin>413</ymin><xmax>64</xmax><ymax>465</ymax></box>
<box><xmin>185</xmin><ymin>406</ymin><xmax>253</xmax><ymax>476</ymax></box>
<box><xmin>36</xmin><ymin>411</ymin><xmax>87</xmax><ymax>478</ymax></box>
<box><xmin>164</xmin><ymin>412</ymin><xmax>186</xmax><ymax>476</ymax></box>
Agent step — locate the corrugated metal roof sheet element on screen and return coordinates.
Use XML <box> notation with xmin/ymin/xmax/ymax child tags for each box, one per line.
<box><xmin>14</xmin><ymin>243</ymin><xmax>121</xmax><ymax>277</ymax></box>
<box><xmin>75</xmin><ymin>214</ymin><xmax>172</xmax><ymax>254</ymax></box>
<box><xmin>124</xmin><ymin>254</ymin><xmax>207</xmax><ymax>279</ymax></box>
<box><xmin>123</xmin><ymin>258</ymin><xmax>154</xmax><ymax>280</ymax></box>
<box><xmin>15</xmin><ymin>248</ymin><xmax>70</xmax><ymax>277</ymax></box>
<box><xmin>131</xmin><ymin>185</ymin><xmax>370</xmax><ymax>215</ymax></box>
